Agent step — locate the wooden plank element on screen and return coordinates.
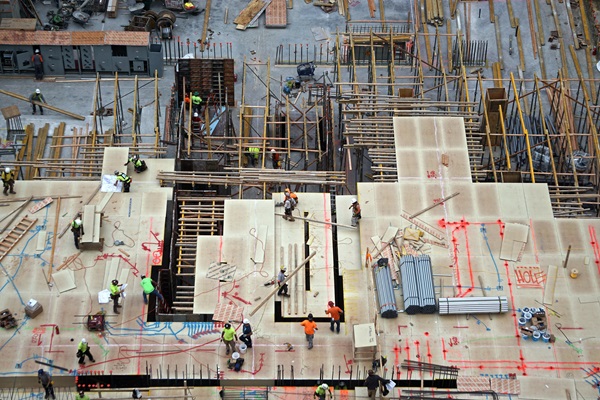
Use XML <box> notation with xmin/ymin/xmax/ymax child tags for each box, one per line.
<box><xmin>0</xmin><ymin>90</ymin><xmax>86</xmax><ymax>121</ymax></box>
<box><xmin>515</xmin><ymin>18</ymin><xmax>526</xmax><ymax>71</ymax></box>
<box><xmin>96</xmin><ymin>192</ymin><xmax>114</xmax><ymax>212</ymax></box>
<box><xmin>506</xmin><ymin>0</ymin><xmax>516</xmax><ymax>27</ymax></box>
<box><xmin>0</xmin><ymin>18</ymin><xmax>37</xmax><ymax>31</ymax></box>
<box><xmin>488</xmin><ymin>0</ymin><xmax>494</xmax><ymax>22</ymax></box>
<box><xmin>542</xmin><ymin>264</ymin><xmax>558</xmax><ymax>304</ymax></box>
<box><xmin>80</xmin><ymin>204</ymin><xmax>96</xmax><ymax>244</ymax></box>
<box><xmin>234</xmin><ymin>0</ymin><xmax>269</xmax><ymax>28</ymax></box>
<box><xmin>533</xmin><ymin>0</ymin><xmax>545</xmax><ymax>47</ymax></box>
<box><xmin>48</xmin><ymin>197</ymin><xmax>60</xmax><ymax>284</ymax></box>
<box><xmin>199</xmin><ymin>0</ymin><xmax>211</xmax><ymax>51</ymax></box>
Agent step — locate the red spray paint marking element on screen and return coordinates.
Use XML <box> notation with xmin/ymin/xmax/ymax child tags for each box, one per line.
<box><xmin>414</xmin><ymin>340</ymin><xmax>421</xmax><ymax>360</ymax></box>
<box><xmin>426</xmin><ymin>339</ymin><xmax>432</xmax><ymax>372</ymax></box>
<box><xmin>40</xmin><ymin>324</ymin><xmax>63</xmax><ymax>353</ymax></box>
<box><xmin>529</xmin><ymin>218</ymin><xmax>539</xmax><ymax>264</ymax></box>
<box><xmin>559</xmin><ymin>327</ymin><xmax>584</xmax><ymax>330</ymax></box>
<box><xmin>343</xmin><ymin>354</ymin><xmax>353</xmax><ymax>374</ymax></box>
<box><xmin>441</xmin><ymin>338</ymin><xmax>447</xmax><ymax>360</ymax></box>
<box><xmin>457</xmin><ymin>222</ymin><xmax>474</xmax><ymax>297</ymax></box>
<box><xmin>398</xmin><ymin>325</ymin><xmax>408</xmax><ymax>335</ymax></box>
<box><xmin>239</xmin><ymin>353</ymin><xmax>265</xmax><ymax>375</ymax></box>
<box><xmin>503</xmin><ymin>260</ymin><xmax>521</xmax><ymax>341</ymax></box>
<box><xmin>393</xmin><ymin>344</ymin><xmax>401</xmax><ymax>368</ymax></box>
<box><xmin>589</xmin><ymin>226</ymin><xmax>600</xmax><ymax>274</ymax></box>
<box><xmin>404</xmin><ymin>342</ymin><xmax>411</xmax><ymax>362</ymax></box>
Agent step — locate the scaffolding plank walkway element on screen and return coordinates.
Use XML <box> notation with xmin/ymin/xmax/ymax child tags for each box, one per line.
<box><xmin>265</xmin><ymin>0</ymin><xmax>287</xmax><ymax>28</ymax></box>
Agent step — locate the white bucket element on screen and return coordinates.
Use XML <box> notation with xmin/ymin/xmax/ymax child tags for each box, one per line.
<box><xmin>238</xmin><ymin>343</ymin><xmax>247</xmax><ymax>354</ymax></box>
<box><xmin>231</xmin><ymin>352</ymin><xmax>240</xmax><ymax>360</ymax></box>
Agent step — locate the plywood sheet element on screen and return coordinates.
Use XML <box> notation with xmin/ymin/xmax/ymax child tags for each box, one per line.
<box><xmin>52</xmin><ymin>269</ymin><xmax>76</xmax><ymax>293</ymax></box>
<box><xmin>518</xmin><ymin>376</ymin><xmax>574</xmax><ymax>399</ymax></box>
<box><xmin>102</xmin><ymin>147</ymin><xmax>129</xmax><ymax>176</ymax></box>
<box><xmin>542</xmin><ymin>264</ymin><xmax>558</xmax><ymax>304</ymax></box>
<box><xmin>36</xmin><ymin>230</ymin><xmax>47</xmax><ymax>251</ymax></box>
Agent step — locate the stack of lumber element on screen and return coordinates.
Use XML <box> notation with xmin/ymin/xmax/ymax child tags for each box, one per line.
<box><xmin>425</xmin><ymin>0</ymin><xmax>444</xmax><ymax>27</ymax></box>
<box><xmin>234</xmin><ymin>0</ymin><xmax>272</xmax><ymax>30</ymax></box>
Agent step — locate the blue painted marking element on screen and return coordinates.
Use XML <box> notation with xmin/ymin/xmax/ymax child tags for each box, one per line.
<box><xmin>480</xmin><ymin>224</ymin><xmax>503</xmax><ymax>290</ymax></box>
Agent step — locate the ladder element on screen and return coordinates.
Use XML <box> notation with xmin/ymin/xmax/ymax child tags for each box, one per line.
<box><xmin>0</xmin><ymin>215</ymin><xmax>37</xmax><ymax>263</ymax></box>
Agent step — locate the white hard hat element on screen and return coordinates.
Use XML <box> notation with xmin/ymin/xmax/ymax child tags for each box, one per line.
<box><xmin>243</xmin><ymin>318</ymin><xmax>250</xmax><ymax>324</ymax></box>
<box><xmin>351</xmin><ymin>198</ymin><xmax>357</xmax><ymax>203</ymax></box>
<box><xmin>75</xmin><ymin>219</ymin><xmax>82</xmax><ymax>225</ymax></box>
<box><xmin>271</xmin><ymin>148</ymin><xmax>276</xmax><ymax>152</ymax></box>
<box><xmin>193</xmin><ymin>112</ymin><xmax>198</xmax><ymax>117</ymax></box>
<box><xmin>320</xmin><ymin>383</ymin><xmax>328</xmax><ymax>390</ymax></box>
<box><xmin>35</xmin><ymin>89</ymin><xmax>41</xmax><ymax>94</ymax></box>
<box><xmin>4</xmin><ymin>167</ymin><xmax>10</xmax><ymax>173</ymax></box>
<box><xmin>81</xmin><ymin>338</ymin><xmax>87</xmax><ymax>343</ymax></box>
<box><xmin>35</xmin><ymin>49</ymin><xmax>40</xmax><ymax>54</ymax></box>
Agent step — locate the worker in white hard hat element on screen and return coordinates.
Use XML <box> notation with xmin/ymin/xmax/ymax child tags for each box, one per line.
<box><xmin>240</xmin><ymin>318</ymin><xmax>253</xmax><ymax>348</ymax></box>
<box><xmin>314</xmin><ymin>383</ymin><xmax>332</xmax><ymax>399</ymax></box>
<box><xmin>71</xmin><ymin>213</ymin><xmax>84</xmax><ymax>249</ymax></box>
<box><xmin>349</xmin><ymin>198</ymin><xmax>361</xmax><ymax>227</ymax></box>
<box><xmin>77</xmin><ymin>338</ymin><xmax>95</xmax><ymax>365</ymax></box>
<box><xmin>277</xmin><ymin>266</ymin><xmax>290</xmax><ymax>296</ymax></box>
<box><xmin>31</xmin><ymin>49</ymin><xmax>44</xmax><ymax>80</ymax></box>
<box><xmin>29</xmin><ymin>88</ymin><xmax>46</xmax><ymax>115</ymax></box>
<box><xmin>1</xmin><ymin>167</ymin><xmax>16</xmax><ymax>196</ymax></box>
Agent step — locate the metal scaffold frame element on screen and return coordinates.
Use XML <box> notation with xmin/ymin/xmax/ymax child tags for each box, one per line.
<box><xmin>335</xmin><ymin>20</ymin><xmax>600</xmax><ymax>217</ymax></box>
<box><xmin>10</xmin><ymin>73</ymin><xmax>165</xmax><ymax>180</ymax></box>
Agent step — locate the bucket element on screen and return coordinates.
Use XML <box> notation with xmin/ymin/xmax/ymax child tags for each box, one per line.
<box><xmin>518</xmin><ymin>317</ymin><xmax>527</xmax><ymax>326</ymax></box>
<box><xmin>523</xmin><ymin>311</ymin><xmax>532</xmax><ymax>321</ymax></box>
<box><xmin>570</xmin><ymin>268</ymin><xmax>579</xmax><ymax>279</ymax></box>
<box><xmin>522</xmin><ymin>307</ymin><xmax>530</xmax><ymax>315</ymax></box>
<box><xmin>230</xmin><ymin>352</ymin><xmax>240</xmax><ymax>363</ymax></box>
<box><xmin>542</xmin><ymin>333</ymin><xmax>551</xmax><ymax>343</ymax></box>
<box><xmin>532</xmin><ymin>331</ymin><xmax>541</xmax><ymax>342</ymax></box>
<box><xmin>521</xmin><ymin>333</ymin><xmax>530</xmax><ymax>340</ymax></box>
<box><xmin>238</xmin><ymin>343</ymin><xmax>247</xmax><ymax>354</ymax></box>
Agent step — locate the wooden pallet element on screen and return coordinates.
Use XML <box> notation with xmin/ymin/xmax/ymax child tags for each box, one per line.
<box><xmin>0</xmin><ymin>216</ymin><xmax>37</xmax><ymax>263</ymax></box>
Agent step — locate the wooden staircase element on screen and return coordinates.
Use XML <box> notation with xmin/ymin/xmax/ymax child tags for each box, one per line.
<box><xmin>0</xmin><ymin>215</ymin><xmax>37</xmax><ymax>262</ymax></box>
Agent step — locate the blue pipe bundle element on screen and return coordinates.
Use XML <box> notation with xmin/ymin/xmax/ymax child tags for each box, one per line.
<box><xmin>400</xmin><ymin>255</ymin><xmax>437</xmax><ymax>314</ymax></box>
<box><xmin>374</xmin><ymin>258</ymin><xmax>398</xmax><ymax>318</ymax></box>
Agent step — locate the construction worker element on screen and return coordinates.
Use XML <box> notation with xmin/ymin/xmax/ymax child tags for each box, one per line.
<box><xmin>71</xmin><ymin>215</ymin><xmax>84</xmax><ymax>250</ymax></box>
<box><xmin>184</xmin><ymin>93</ymin><xmax>191</xmax><ymax>105</ymax></box>
<box><xmin>77</xmin><ymin>338</ymin><xmax>95</xmax><ymax>365</ymax></box>
<box><xmin>350</xmin><ymin>198</ymin><xmax>361</xmax><ymax>227</ymax></box>
<box><xmin>364</xmin><ymin>370</ymin><xmax>385</xmax><ymax>399</ymax></box>
<box><xmin>220</xmin><ymin>322</ymin><xmax>238</xmax><ymax>355</ymax></box>
<box><xmin>314</xmin><ymin>383</ymin><xmax>333</xmax><ymax>400</ymax></box>
<box><xmin>75</xmin><ymin>390</ymin><xmax>90</xmax><ymax>400</ymax></box>
<box><xmin>38</xmin><ymin>369</ymin><xmax>55</xmax><ymax>400</ymax></box>
<box><xmin>325</xmin><ymin>301</ymin><xmax>344</xmax><ymax>334</ymax></box>
<box><xmin>300</xmin><ymin>313</ymin><xmax>318</xmax><ymax>350</ymax></box>
<box><xmin>284</xmin><ymin>188</ymin><xmax>298</xmax><ymax>205</ymax></box>
<box><xmin>29</xmin><ymin>88</ymin><xmax>46</xmax><ymax>115</ymax></box>
<box><xmin>1</xmin><ymin>167</ymin><xmax>16</xmax><ymax>196</ymax></box>
<box><xmin>191</xmin><ymin>91</ymin><xmax>202</xmax><ymax>112</ymax></box>
<box><xmin>114</xmin><ymin>170</ymin><xmax>132</xmax><ymax>193</ymax></box>
<box><xmin>124</xmin><ymin>154</ymin><xmax>147</xmax><ymax>173</ymax></box>
<box><xmin>31</xmin><ymin>49</ymin><xmax>44</xmax><ymax>80</ymax></box>
<box><xmin>283</xmin><ymin>193</ymin><xmax>296</xmax><ymax>222</ymax></box>
<box><xmin>240</xmin><ymin>318</ymin><xmax>253</xmax><ymax>348</ymax></box>
<box><xmin>277</xmin><ymin>266</ymin><xmax>289</xmax><ymax>296</ymax></box>
<box><xmin>270</xmin><ymin>148</ymin><xmax>281</xmax><ymax>169</ymax></box>
<box><xmin>110</xmin><ymin>279</ymin><xmax>123</xmax><ymax>314</ymax></box>
<box><xmin>246</xmin><ymin>146</ymin><xmax>260</xmax><ymax>167</ymax></box>
<box><xmin>141</xmin><ymin>275</ymin><xmax>164</xmax><ymax>305</ymax></box>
